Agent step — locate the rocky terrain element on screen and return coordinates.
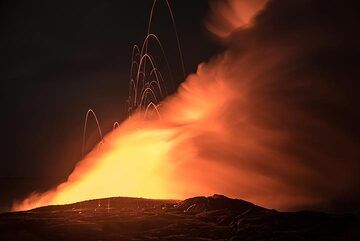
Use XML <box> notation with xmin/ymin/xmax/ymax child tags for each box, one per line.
<box><xmin>0</xmin><ymin>194</ymin><xmax>359</xmax><ymax>240</ymax></box>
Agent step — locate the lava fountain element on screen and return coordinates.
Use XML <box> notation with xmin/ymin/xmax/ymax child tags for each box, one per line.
<box><xmin>14</xmin><ymin>0</ymin><xmax>360</xmax><ymax>211</ymax></box>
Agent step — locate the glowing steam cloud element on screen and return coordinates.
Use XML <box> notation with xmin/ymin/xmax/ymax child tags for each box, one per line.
<box><xmin>14</xmin><ymin>0</ymin><xmax>360</xmax><ymax>211</ymax></box>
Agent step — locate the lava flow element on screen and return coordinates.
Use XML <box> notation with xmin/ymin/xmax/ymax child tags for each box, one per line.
<box><xmin>13</xmin><ymin>0</ymin><xmax>360</xmax><ymax>211</ymax></box>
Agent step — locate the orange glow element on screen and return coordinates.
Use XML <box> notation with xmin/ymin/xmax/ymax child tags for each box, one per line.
<box><xmin>14</xmin><ymin>0</ymin><xmax>352</xmax><ymax>212</ymax></box>
<box><xmin>12</xmin><ymin>59</ymin><xmax>319</xmax><ymax>211</ymax></box>
<box><xmin>12</xmin><ymin>0</ymin><xmax>300</xmax><ymax>212</ymax></box>
<box><xmin>12</xmin><ymin>68</ymin><xmax>233</xmax><ymax>210</ymax></box>
<box><xmin>13</xmin><ymin>120</ymin><xmax>179</xmax><ymax>210</ymax></box>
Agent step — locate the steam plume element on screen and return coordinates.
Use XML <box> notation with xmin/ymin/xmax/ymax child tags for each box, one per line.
<box><xmin>14</xmin><ymin>0</ymin><xmax>360</xmax><ymax>211</ymax></box>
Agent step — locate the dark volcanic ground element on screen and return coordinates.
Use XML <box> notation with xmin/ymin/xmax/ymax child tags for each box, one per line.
<box><xmin>0</xmin><ymin>195</ymin><xmax>359</xmax><ymax>241</ymax></box>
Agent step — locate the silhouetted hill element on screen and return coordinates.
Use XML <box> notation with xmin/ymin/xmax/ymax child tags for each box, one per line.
<box><xmin>0</xmin><ymin>195</ymin><xmax>359</xmax><ymax>240</ymax></box>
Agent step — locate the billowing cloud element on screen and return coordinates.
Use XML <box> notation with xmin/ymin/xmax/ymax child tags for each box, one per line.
<box><xmin>14</xmin><ymin>0</ymin><xmax>360</xmax><ymax>212</ymax></box>
<box><xmin>195</xmin><ymin>0</ymin><xmax>360</xmax><ymax>210</ymax></box>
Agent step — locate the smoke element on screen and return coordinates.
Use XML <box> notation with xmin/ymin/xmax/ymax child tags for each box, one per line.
<box><xmin>14</xmin><ymin>0</ymin><xmax>360</xmax><ymax>211</ymax></box>
<box><xmin>205</xmin><ymin>0</ymin><xmax>268</xmax><ymax>37</ymax></box>
<box><xmin>199</xmin><ymin>0</ymin><xmax>360</xmax><ymax>210</ymax></box>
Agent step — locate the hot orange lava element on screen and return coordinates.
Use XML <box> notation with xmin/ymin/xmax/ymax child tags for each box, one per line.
<box><xmin>13</xmin><ymin>59</ymin><xmax>315</xmax><ymax>211</ymax></box>
<box><xmin>14</xmin><ymin>120</ymin><xmax>178</xmax><ymax>210</ymax></box>
<box><xmin>12</xmin><ymin>65</ymin><xmax>233</xmax><ymax>210</ymax></box>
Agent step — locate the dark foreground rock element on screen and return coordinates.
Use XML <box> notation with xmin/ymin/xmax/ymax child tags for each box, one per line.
<box><xmin>0</xmin><ymin>194</ymin><xmax>359</xmax><ymax>240</ymax></box>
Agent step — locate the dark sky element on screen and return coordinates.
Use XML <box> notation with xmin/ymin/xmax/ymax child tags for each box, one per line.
<box><xmin>0</xmin><ymin>0</ymin><xmax>220</xmax><ymax>211</ymax></box>
<box><xmin>1</xmin><ymin>0</ymin><xmax>360</xmax><ymax>213</ymax></box>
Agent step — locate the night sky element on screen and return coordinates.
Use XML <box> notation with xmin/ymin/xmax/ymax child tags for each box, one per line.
<box><xmin>1</xmin><ymin>0</ymin><xmax>360</xmax><ymax>213</ymax></box>
<box><xmin>0</xmin><ymin>0</ymin><xmax>220</xmax><ymax>211</ymax></box>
